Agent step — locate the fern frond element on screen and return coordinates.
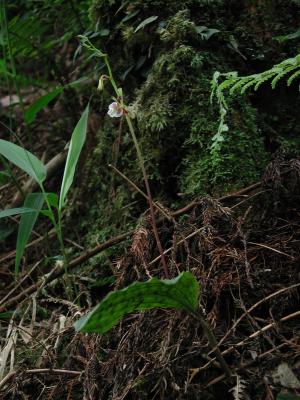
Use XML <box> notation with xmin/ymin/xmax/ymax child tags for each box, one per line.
<box><xmin>229</xmin><ymin>76</ymin><xmax>253</xmax><ymax>95</ymax></box>
<box><xmin>287</xmin><ymin>69</ymin><xmax>300</xmax><ymax>86</ymax></box>
<box><xmin>218</xmin><ymin>73</ymin><xmax>238</xmax><ymax>91</ymax></box>
<box><xmin>217</xmin><ymin>54</ymin><xmax>300</xmax><ymax>96</ymax></box>
<box><xmin>271</xmin><ymin>64</ymin><xmax>299</xmax><ymax>88</ymax></box>
<box><xmin>240</xmin><ymin>77</ymin><xmax>261</xmax><ymax>93</ymax></box>
<box><xmin>229</xmin><ymin>374</ymin><xmax>248</xmax><ymax>400</ymax></box>
<box><xmin>210</xmin><ymin>54</ymin><xmax>300</xmax><ymax>159</ymax></box>
<box><xmin>254</xmin><ymin>71</ymin><xmax>277</xmax><ymax>90</ymax></box>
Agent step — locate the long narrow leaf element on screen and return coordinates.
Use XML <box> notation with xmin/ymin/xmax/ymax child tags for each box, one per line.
<box><xmin>74</xmin><ymin>272</ymin><xmax>199</xmax><ymax>333</ymax></box>
<box><xmin>59</xmin><ymin>104</ymin><xmax>89</xmax><ymax>210</ymax></box>
<box><xmin>24</xmin><ymin>78</ymin><xmax>87</xmax><ymax>125</ymax></box>
<box><xmin>0</xmin><ymin>140</ymin><xmax>47</xmax><ymax>183</ymax></box>
<box><xmin>24</xmin><ymin>88</ymin><xmax>63</xmax><ymax>124</ymax></box>
<box><xmin>15</xmin><ymin>193</ymin><xmax>44</xmax><ymax>275</ymax></box>
<box><xmin>0</xmin><ymin>207</ymin><xmax>37</xmax><ymax>219</ymax></box>
<box><xmin>134</xmin><ymin>16</ymin><xmax>158</xmax><ymax>32</ymax></box>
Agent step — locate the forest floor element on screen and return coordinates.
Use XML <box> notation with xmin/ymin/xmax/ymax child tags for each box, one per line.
<box><xmin>1</xmin><ymin>140</ymin><xmax>299</xmax><ymax>399</ymax></box>
<box><xmin>1</xmin><ymin>1</ymin><xmax>300</xmax><ymax>399</ymax></box>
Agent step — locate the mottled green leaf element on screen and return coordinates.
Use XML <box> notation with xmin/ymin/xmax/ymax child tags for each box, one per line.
<box><xmin>0</xmin><ymin>311</ymin><xmax>14</xmax><ymax>319</ymax></box>
<box><xmin>74</xmin><ymin>272</ymin><xmax>199</xmax><ymax>333</ymax></box>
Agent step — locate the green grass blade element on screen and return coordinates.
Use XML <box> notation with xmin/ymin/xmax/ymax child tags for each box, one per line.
<box><xmin>24</xmin><ymin>88</ymin><xmax>63</xmax><ymax>124</ymax></box>
<box><xmin>0</xmin><ymin>139</ymin><xmax>47</xmax><ymax>183</ymax></box>
<box><xmin>59</xmin><ymin>104</ymin><xmax>89</xmax><ymax>210</ymax></box>
<box><xmin>0</xmin><ymin>207</ymin><xmax>37</xmax><ymax>218</ymax></box>
<box><xmin>15</xmin><ymin>193</ymin><xmax>44</xmax><ymax>276</ymax></box>
<box><xmin>74</xmin><ymin>271</ymin><xmax>199</xmax><ymax>333</ymax></box>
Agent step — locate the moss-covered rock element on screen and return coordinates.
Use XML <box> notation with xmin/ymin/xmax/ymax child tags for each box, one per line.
<box><xmin>77</xmin><ymin>0</ymin><xmax>300</xmax><ymax>243</ymax></box>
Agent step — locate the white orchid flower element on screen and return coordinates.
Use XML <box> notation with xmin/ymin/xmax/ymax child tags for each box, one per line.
<box><xmin>107</xmin><ymin>102</ymin><xmax>123</xmax><ymax>118</ymax></box>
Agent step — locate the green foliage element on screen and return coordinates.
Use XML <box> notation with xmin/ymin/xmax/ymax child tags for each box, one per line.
<box><xmin>212</xmin><ymin>54</ymin><xmax>300</xmax><ymax>98</ymax></box>
<box><xmin>133</xmin><ymin>40</ymin><xmax>267</xmax><ymax>194</ymax></box>
<box><xmin>24</xmin><ymin>77</ymin><xmax>88</xmax><ymax>124</ymax></box>
<box><xmin>209</xmin><ymin>55</ymin><xmax>300</xmax><ymax>179</ymax></box>
<box><xmin>0</xmin><ymin>139</ymin><xmax>47</xmax><ymax>184</ymax></box>
<box><xmin>180</xmin><ymin>99</ymin><xmax>267</xmax><ymax>194</ymax></box>
<box><xmin>15</xmin><ymin>193</ymin><xmax>44</xmax><ymax>275</ymax></box>
<box><xmin>0</xmin><ymin>207</ymin><xmax>37</xmax><ymax>219</ymax></box>
<box><xmin>4</xmin><ymin>14</ymin><xmax>48</xmax><ymax>59</ymax></box>
<box><xmin>0</xmin><ymin>105</ymin><xmax>89</xmax><ymax>275</ymax></box>
<box><xmin>24</xmin><ymin>88</ymin><xmax>63</xmax><ymax>124</ymax></box>
<box><xmin>79</xmin><ymin>4</ymin><xmax>274</xmax><ymax>218</ymax></box>
<box><xmin>195</xmin><ymin>25</ymin><xmax>220</xmax><ymax>40</ymax></box>
<box><xmin>275</xmin><ymin>28</ymin><xmax>300</xmax><ymax>43</ymax></box>
<box><xmin>2</xmin><ymin>0</ymin><xmax>90</xmax><ymax>62</ymax></box>
<box><xmin>134</xmin><ymin>15</ymin><xmax>158</xmax><ymax>32</ymax></box>
<box><xmin>0</xmin><ymin>171</ymin><xmax>10</xmax><ymax>184</ymax></box>
<box><xmin>74</xmin><ymin>271</ymin><xmax>199</xmax><ymax>333</ymax></box>
<box><xmin>277</xmin><ymin>393</ymin><xmax>300</xmax><ymax>400</ymax></box>
<box><xmin>59</xmin><ymin>104</ymin><xmax>89</xmax><ymax>210</ymax></box>
<box><xmin>1</xmin><ymin>0</ymin><xmax>299</xmax><ymax>395</ymax></box>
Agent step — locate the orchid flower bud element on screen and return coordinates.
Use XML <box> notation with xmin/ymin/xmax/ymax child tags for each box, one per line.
<box><xmin>97</xmin><ymin>76</ymin><xmax>105</xmax><ymax>91</ymax></box>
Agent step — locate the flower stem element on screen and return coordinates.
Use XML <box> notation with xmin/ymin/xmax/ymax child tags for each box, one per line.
<box><xmin>191</xmin><ymin>310</ymin><xmax>232</xmax><ymax>379</ymax></box>
<box><xmin>125</xmin><ymin>115</ymin><xmax>170</xmax><ymax>279</ymax></box>
<box><xmin>86</xmin><ymin>41</ymin><xmax>170</xmax><ymax>278</ymax></box>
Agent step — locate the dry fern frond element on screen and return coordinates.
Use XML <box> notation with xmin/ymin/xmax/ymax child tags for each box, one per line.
<box><xmin>229</xmin><ymin>374</ymin><xmax>248</xmax><ymax>400</ymax></box>
<box><xmin>130</xmin><ymin>227</ymin><xmax>150</xmax><ymax>262</ymax></box>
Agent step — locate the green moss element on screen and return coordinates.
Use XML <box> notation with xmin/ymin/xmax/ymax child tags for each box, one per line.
<box><xmin>181</xmin><ymin>99</ymin><xmax>268</xmax><ymax>195</ymax></box>
<box><xmin>76</xmin><ymin>1</ymin><xmax>300</xmax><ymax>246</ymax></box>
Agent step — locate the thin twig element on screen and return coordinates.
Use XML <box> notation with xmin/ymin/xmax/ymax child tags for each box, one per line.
<box><xmin>218</xmin><ymin>182</ymin><xmax>262</xmax><ymax>201</ymax></box>
<box><xmin>108</xmin><ymin>163</ymin><xmax>171</xmax><ymax>220</ymax></box>
<box><xmin>204</xmin><ymin>342</ymin><xmax>289</xmax><ymax>388</ymax></box>
<box><xmin>0</xmin><ymin>261</ymin><xmax>42</xmax><ymax>308</ymax></box>
<box><xmin>0</xmin><ymin>368</ymin><xmax>81</xmax><ymax>389</ymax></box>
<box><xmin>149</xmin><ymin>227</ymin><xmax>205</xmax><ymax>266</ymax></box>
<box><xmin>248</xmin><ymin>241</ymin><xmax>294</xmax><ymax>259</ymax></box>
<box><xmin>0</xmin><ymin>230</ymin><xmax>134</xmax><ymax>311</ymax></box>
<box><xmin>0</xmin><ymin>180</ymin><xmax>269</xmax><ymax>311</ymax></box>
<box><xmin>189</xmin><ymin>310</ymin><xmax>300</xmax><ymax>381</ymax></box>
<box><xmin>212</xmin><ymin>282</ymin><xmax>300</xmax><ymax>352</ymax></box>
<box><xmin>0</xmin><ymin>228</ymin><xmax>56</xmax><ymax>264</ymax></box>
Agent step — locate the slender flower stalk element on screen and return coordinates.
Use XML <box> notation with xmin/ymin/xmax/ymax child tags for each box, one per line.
<box><xmin>125</xmin><ymin>115</ymin><xmax>170</xmax><ymax>278</ymax></box>
<box><xmin>191</xmin><ymin>310</ymin><xmax>232</xmax><ymax>379</ymax></box>
<box><xmin>79</xmin><ymin>36</ymin><xmax>170</xmax><ymax>278</ymax></box>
